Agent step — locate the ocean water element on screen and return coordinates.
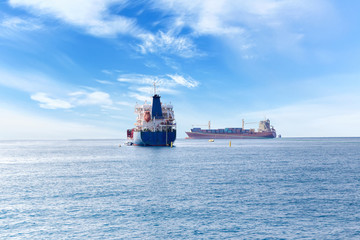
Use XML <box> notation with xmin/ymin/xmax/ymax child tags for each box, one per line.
<box><xmin>0</xmin><ymin>138</ymin><xmax>359</xmax><ymax>239</ymax></box>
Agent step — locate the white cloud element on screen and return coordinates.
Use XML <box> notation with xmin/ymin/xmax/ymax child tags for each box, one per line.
<box><xmin>95</xmin><ymin>79</ymin><xmax>113</xmax><ymax>85</ymax></box>
<box><xmin>149</xmin><ymin>0</ymin><xmax>334</xmax><ymax>56</ymax></box>
<box><xmin>1</xmin><ymin>1</ymin><xmax>190</xmax><ymax>57</ymax></box>
<box><xmin>0</xmin><ymin>16</ymin><xmax>42</xmax><ymax>31</ymax></box>
<box><xmin>128</xmin><ymin>92</ymin><xmax>152</xmax><ymax>102</ymax></box>
<box><xmin>137</xmin><ymin>31</ymin><xmax>198</xmax><ymax>58</ymax></box>
<box><xmin>167</xmin><ymin>74</ymin><xmax>198</xmax><ymax>88</ymax></box>
<box><xmin>8</xmin><ymin>0</ymin><xmax>139</xmax><ymax>37</ymax></box>
<box><xmin>151</xmin><ymin>0</ymin><xmax>331</xmax><ymax>34</ymax></box>
<box><xmin>30</xmin><ymin>90</ymin><xmax>114</xmax><ymax>110</ymax></box>
<box><xmin>31</xmin><ymin>92</ymin><xmax>73</xmax><ymax>109</ymax></box>
<box><xmin>117</xmin><ymin>73</ymin><xmax>198</xmax><ymax>88</ymax></box>
<box><xmin>144</xmin><ymin>61</ymin><xmax>159</xmax><ymax>69</ymax></box>
<box><xmin>7</xmin><ymin>0</ymin><xmax>200</xmax><ymax>57</ymax></box>
<box><xmin>0</xmin><ymin>68</ymin><xmax>115</xmax><ymax>110</ymax></box>
<box><xmin>69</xmin><ymin>91</ymin><xmax>113</xmax><ymax>106</ymax></box>
<box><xmin>118</xmin><ymin>74</ymin><xmax>156</xmax><ymax>84</ymax></box>
<box><xmin>117</xmin><ymin>73</ymin><xmax>198</xmax><ymax>100</ymax></box>
<box><xmin>101</xmin><ymin>69</ymin><xmax>112</xmax><ymax>75</ymax></box>
<box><xmin>6</xmin><ymin>0</ymin><xmax>335</xmax><ymax>58</ymax></box>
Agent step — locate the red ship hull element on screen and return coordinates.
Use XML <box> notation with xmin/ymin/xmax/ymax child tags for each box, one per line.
<box><xmin>185</xmin><ymin>131</ymin><xmax>276</xmax><ymax>139</ymax></box>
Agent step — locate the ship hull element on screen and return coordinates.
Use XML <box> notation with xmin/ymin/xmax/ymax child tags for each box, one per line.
<box><xmin>133</xmin><ymin>131</ymin><xmax>176</xmax><ymax>146</ymax></box>
<box><xmin>185</xmin><ymin>131</ymin><xmax>276</xmax><ymax>139</ymax></box>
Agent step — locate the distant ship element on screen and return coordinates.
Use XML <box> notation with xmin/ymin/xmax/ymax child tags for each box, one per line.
<box><xmin>127</xmin><ymin>89</ymin><xmax>176</xmax><ymax>146</ymax></box>
<box><xmin>186</xmin><ymin>119</ymin><xmax>276</xmax><ymax>139</ymax></box>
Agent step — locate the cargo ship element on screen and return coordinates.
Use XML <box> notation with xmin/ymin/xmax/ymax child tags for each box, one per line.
<box><xmin>185</xmin><ymin>119</ymin><xmax>276</xmax><ymax>139</ymax></box>
<box><xmin>127</xmin><ymin>91</ymin><xmax>176</xmax><ymax>146</ymax></box>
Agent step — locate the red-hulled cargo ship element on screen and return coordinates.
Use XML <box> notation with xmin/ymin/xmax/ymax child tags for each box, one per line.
<box><xmin>185</xmin><ymin>119</ymin><xmax>276</xmax><ymax>139</ymax></box>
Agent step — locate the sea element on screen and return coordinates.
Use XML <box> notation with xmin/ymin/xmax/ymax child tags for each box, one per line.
<box><xmin>0</xmin><ymin>138</ymin><xmax>359</xmax><ymax>239</ymax></box>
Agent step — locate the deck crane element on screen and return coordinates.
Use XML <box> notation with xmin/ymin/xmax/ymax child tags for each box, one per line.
<box><xmin>192</xmin><ymin>121</ymin><xmax>211</xmax><ymax>129</ymax></box>
<box><xmin>242</xmin><ymin>119</ymin><xmax>258</xmax><ymax>129</ymax></box>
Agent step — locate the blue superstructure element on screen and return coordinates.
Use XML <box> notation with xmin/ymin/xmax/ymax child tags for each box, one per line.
<box><xmin>151</xmin><ymin>94</ymin><xmax>163</xmax><ymax>119</ymax></box>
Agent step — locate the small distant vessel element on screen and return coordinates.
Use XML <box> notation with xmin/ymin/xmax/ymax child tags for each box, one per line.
<box><xmin>186</xmin><ymin>119</ymin><xmax>276</xmax><ymax>139</ymax></box>
<box><xmin>127</xmin><ymin>85</ymin><xmax>176</xmax><ymax>146</ymax></box>
<box><xmin>209</xmin><ymin>139</ymin><xmax>214</xmax><ymax>142</ymax></box>
<box><xmin>124</xmin><ymin>141</ymin><xmax>133</xmax><ymax>146</ymax></box>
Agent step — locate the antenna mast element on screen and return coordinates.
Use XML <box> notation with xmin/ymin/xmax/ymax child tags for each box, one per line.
<box><xmin>153</xmin><ymin>82</ymin><xmax>157</xmax><ymax>95</ymax></box>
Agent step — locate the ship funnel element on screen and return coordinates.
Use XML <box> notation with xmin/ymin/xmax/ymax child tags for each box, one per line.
<box><xmin>152</xmin><ymin>94</ymin><xmax>163</xmax><ymax>119</ymax></box>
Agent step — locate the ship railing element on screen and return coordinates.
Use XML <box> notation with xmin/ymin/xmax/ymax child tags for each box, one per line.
<box><xmin>159</xmin><ymin>123</ymin><xmax>175</xmax><ymax>126</ymax></box>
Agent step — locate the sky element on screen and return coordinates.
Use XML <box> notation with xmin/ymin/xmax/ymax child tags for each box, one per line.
<box><xmin>1</xmin><ymin>0</ymin><xmax>360</xmax><ymax>139</ymax></box>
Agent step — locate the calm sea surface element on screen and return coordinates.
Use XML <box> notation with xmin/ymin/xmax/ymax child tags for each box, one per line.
<box><xmin>0</xmin><ymin>138</ymin><xmax>359</xmax><ymax>239</ymax></box>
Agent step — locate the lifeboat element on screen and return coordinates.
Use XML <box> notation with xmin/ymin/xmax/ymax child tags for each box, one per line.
<box><xmin>144</xmin><ymin>111</ymin><xmax>151</xmax><ymax>122</ymax></box>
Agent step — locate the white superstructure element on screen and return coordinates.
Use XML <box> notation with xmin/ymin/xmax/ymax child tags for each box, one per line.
<box><xmin>134</xmin><ymin>100</ymin><xmax>176</xmax><ymax>132</ymax></box>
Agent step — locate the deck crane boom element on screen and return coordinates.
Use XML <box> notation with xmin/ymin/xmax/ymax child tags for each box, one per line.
<box><xmin>192</xmin><ymin>121</ymin><xmax>211</xmax><ymax>129</ymax></box>
<box><xmin>242</xmin><ymin>119</ymin><xmax>258</xmax><ymax>129</ymax></box>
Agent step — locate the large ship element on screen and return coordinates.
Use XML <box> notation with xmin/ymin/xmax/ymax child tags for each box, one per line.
<box><xmin>127</xmin><ymin>92</ymin><xmax>176</xmax><ymax>146</ymax></box>
<box><xmin>186</xmin><ymin>119</ymin><xmax>276</xmax><ymax>139</ymax></box>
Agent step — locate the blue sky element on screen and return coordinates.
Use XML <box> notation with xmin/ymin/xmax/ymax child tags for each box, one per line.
<box><xmin>1</xmin><ymin>0</ymin><xmax>360</xmax><ymax>139</ymax></box>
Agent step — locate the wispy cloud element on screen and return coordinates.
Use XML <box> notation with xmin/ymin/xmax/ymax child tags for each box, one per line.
<box><xmin>137</xmin><ymin>31</ymin><xmax>199</xmax><ymax>58</ymax></box>
<box><xmin>0</xmin><ymin>15</ymin><xmax>43</xmax><ymax>41</ymax></box>
<box><xmin>144</xmin><ymin>61</ymin><xmax>159</xmax><ymax>69</ymax></box>
<box><xmin>117</xmin><ymin>72</ymin><xmax>198</xmax><ymax>100</ymax></box>
<box><xmin>69</xmin><ymin>91</ymin><xmax>113</xmax><ymax>106</ymax></box>
<box><xmin>0</xmin><ymin>67</ymin><xmax>118</xmax><ymax>111</ymax></box>
<box><xmin>6</xmin><ymin>0</ymin><xmax>334</xmax><ymax>58</ymax></box>
<box><xmin>117</xmin><ymin>72</ymin><xmax>199</xmax><ymax>102</ymax></box>
<box><xmin>101</xmin><ymin>69</ymin><xmax>113</xmax><ymax>75</ymax></box>
<box><xmin>128</xmin><ymin>92</ymin><xmax>151</xmax><ymax>102</ymax></box>
<box><xmin>0</xmin><ymin>16</ymin><xmax>42</xmax><ymax>32</ymax></box>
<box><xmin>30</xmin><ymin>92</ymin><xmax>73</xmax><ymax>109</ymax></box>
<box><xmin>31</xmin><ymin>90</ymin><xmax>114</xmax><ymax>109</ymax></box>
<box><xmin>7</xmin><ymin>0</ymin><xmax>201</xmax><ymax>57</ymax></box>
<box><xmin>95</xmin><ymin>79</ymin><xmax>113</xmax><ymax>85</ymax></box>
<box><xmin>117</xmin><ymin>73</ymin><xmax>198</xmax><ymax>88</ymax></box>
<box><xmin>167</xmin><ymin>74</ymin><xmax>198</xmax><ymax>88</ymax></box>
<box><xmin>8</xmin><ymin>0</ymin><xmax>140</xmax><ymax>37</ymax></box>
<box><xmin>149</xmin><ymin>0</ymin><xmax>334</xmax><ymax>56</ymax></box>
<box><xmin>118</xmin><ymin>74</ymin><xmax>156</xmax><ymax>84</ymax></box>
